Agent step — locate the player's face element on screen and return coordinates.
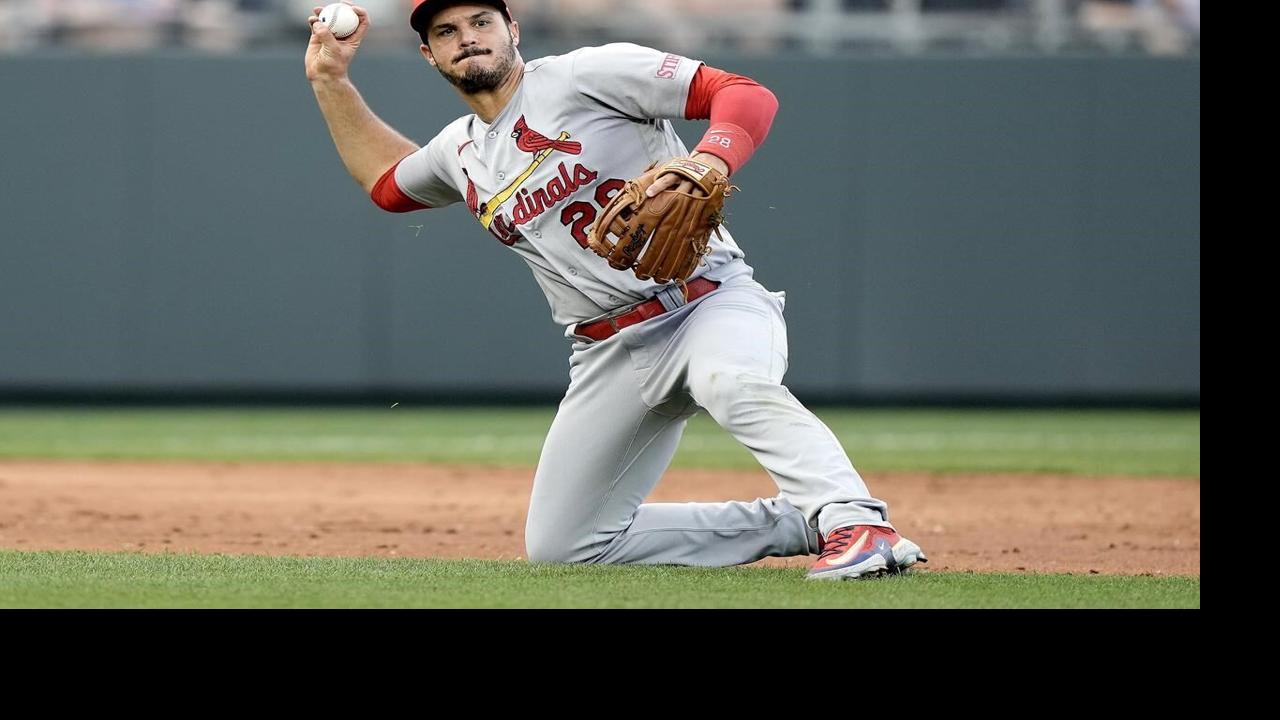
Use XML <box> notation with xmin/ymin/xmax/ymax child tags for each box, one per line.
<box><xmin>421</xmin><ymin>6</ymin><xmax>520</xmax><ymax>94</ymax></box>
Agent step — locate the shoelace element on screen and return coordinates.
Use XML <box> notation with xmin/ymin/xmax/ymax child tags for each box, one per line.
<box><xmin>818</xmin><ymin>527</ymin><xmax>861</xmax><ymax>561</ymax></box>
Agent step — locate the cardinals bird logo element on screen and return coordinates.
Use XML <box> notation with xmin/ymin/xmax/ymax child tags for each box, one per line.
<box><xmin>467</xmin><ymin>116</ymin><xmax>585</xmax><ymax>229</ymax></box>
<box><xmin>512</xmin><ymin>116</ymin><xmax>582</xmax><ymax>155</ymax></box>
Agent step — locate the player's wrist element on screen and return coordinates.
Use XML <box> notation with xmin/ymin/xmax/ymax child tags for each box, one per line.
<box><xmin>310</xmin><ymin>74</ymin><xmax>355</xmax><ymax>91</ymax></box>
<box><xmin>689</xmin><ymin>152</ymin><xmax>731</xmax><ymax>176</ymax></box>
<box><xmin>693</xmin><ymin>123</ymin><xmax>754</xmax><ymax>176</ymax></box>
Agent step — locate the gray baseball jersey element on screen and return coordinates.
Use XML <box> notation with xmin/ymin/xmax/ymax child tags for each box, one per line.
<box><xmin>392</xmin><ymin>43</ymin><xmax>751</xmax><ymax>327</ymax></box>
<box><xmin>392</xmin><ymin>43</ymin><xmax>901</xmax><ymax>567</ymax></box>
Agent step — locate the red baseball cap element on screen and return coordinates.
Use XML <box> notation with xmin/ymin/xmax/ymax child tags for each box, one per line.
<box><xmin>410</xmin><ymin>0</ymin><xmax>513</xmax><ymax>34</ymax></box>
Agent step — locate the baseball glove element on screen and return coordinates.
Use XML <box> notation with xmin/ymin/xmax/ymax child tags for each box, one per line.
<box><xmin>587</xmin><ymin>158</ymin><xmax>735</xmax><ymax>285</ymax></box>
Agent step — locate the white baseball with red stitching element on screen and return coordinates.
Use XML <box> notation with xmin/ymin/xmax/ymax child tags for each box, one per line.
<box><xmin>319</xmin><ymin>3</ymin><xmax>359</xmax><ymax>39</ymax></box>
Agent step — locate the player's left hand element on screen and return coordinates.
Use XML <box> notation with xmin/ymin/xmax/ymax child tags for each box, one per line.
<box><xmin>645</xmin><ymin>153</ymin><xmax>730</xmax><ymax>198</ymax></box>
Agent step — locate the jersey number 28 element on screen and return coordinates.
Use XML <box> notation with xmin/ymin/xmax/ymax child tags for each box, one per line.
<box><xmin>560</xmin><ymin>179</ymin><xmax>626</xmax><ymax>249</ymax></box>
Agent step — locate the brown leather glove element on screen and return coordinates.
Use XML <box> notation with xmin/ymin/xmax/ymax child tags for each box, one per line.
<box><xmin>587</xmin><ymin>158</ymin><xmax>734</xmax><ymax>284</ymax></box>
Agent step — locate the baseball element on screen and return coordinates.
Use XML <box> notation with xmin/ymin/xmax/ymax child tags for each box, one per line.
<box><xmin>319</xmin><ymin>3</ymin><xmax>359</xmax><ymax>39</ymax></box>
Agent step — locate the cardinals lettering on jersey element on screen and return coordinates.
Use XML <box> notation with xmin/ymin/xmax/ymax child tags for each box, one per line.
<box><xmin>460</xmin><ymin>115</ymin><xmax>600</xmax><ymax>240</ymax></box>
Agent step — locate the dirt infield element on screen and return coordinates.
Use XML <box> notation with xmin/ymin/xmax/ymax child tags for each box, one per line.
<box><xmin>0</xmin><ymin>461</ymin><xmax>1199</xmax><ymax>576</ymax></box>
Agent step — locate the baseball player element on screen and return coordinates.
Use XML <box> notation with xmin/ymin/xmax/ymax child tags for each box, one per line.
<box><xmin>305</xmin><ymin>0</ymin><xmax>926</xmax><ymax>580</ymax></box>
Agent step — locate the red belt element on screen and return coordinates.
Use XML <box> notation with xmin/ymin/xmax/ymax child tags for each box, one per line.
<box><xmin>575</xmin><ymin>278</ymin><xmax>720</xmax><ymax>342</ymax></box>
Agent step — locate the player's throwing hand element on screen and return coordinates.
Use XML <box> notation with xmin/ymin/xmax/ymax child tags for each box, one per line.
<box><xmin>305</xmin><ymin>3</ymin><xmax>371</xmax><ymax>83</ymax></box>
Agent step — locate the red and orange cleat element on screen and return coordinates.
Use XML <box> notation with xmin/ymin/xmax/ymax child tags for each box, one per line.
<box><xmin>807</xmin><ymin>525</ymin><xmax>928</xmax><ymax>581</ymax></box>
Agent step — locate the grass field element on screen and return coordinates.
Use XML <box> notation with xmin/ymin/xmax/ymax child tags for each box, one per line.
<box><xmin>0</xmin><ymin>550</ymin><xmax>1199</xmax><ymax>609</ymax></box>
<box><xmin>0</xmin><ymin>408</ymin><xmax>1200</xmax><ymax>476</ymax></box>
<box><xmin>0</xmin><ymin>407</ymin><xmax>1200</xmax><ymax>608</ymax></box>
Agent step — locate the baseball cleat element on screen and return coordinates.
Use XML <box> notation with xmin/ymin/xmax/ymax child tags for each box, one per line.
<box><xmin>806</xmin><ymin>525</ymin><xmax>927</xmax><ymax>581</ymax></box>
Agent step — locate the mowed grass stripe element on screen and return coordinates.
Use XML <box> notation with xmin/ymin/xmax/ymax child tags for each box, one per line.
<box><xmin>0</xmin><ymin>408</ymin><xmax>1199</xmax><ymax>476</ymax></box>
<box><xmin>0</xmin><ymin>550</ymin><xmax>1199</xmax><ymax>609</ymax></box>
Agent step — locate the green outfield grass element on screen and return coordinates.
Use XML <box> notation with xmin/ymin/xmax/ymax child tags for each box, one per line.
<box><xmin>0</xmin><ymin>408</ymin><xmax>1199</xmax><ymax>476</ymax></box>
<box><xmin>0</xmin><ymin>550</ymin><xmax>1199</xmax><ymax>609</ymax></box>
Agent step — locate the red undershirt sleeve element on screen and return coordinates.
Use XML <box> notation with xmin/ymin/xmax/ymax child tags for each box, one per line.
<box><xmin>370</xmin><ymin>161</ymin><xmax>431</xmax><ymax>213</ymax></box>
<box><xmin>684</xmin><ymin>65</ymin><xmax>779</xmax><ymax>175</ymax></box>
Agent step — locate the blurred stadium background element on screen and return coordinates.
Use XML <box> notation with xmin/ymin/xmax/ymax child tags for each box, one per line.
<box><xmin>0</xmin><ymin>0</ymin><xmax>1199</xmax><ymax>407</ymax></box>
<box><xmin>0</xmin><ymin>1</ymin><xmax>1199</xmax><ymax>56</ymax></box>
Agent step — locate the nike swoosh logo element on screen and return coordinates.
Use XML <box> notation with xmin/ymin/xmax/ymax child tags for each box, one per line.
<box><xmin>824</xmin><ymin>530</ymin><xmax>870</xmax><ymax>566</ymax></box>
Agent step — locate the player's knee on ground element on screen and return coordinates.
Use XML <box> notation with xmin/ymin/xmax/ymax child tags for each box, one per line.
<box><xmin>524</xmin><ymin>520</ymin><xmax>602</xmax><ymax>564</ymax></box>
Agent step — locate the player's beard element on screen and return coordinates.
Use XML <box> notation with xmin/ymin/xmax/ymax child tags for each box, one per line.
<box><xmin>438</xmin><ymin>38</ymin><xmax>517</xmax><ymax>95</ymax></box>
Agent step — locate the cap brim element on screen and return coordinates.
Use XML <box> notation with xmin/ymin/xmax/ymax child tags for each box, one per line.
<box><xmin>411</xmin><ymin>1</ymin><xmax>511</xmax><ymax>33</ymax></box>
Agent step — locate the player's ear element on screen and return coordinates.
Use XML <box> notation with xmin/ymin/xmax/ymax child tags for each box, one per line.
<box><xmin>420</xmin><ymin>44</ymin><xmax>437</xmax><ymax>66</ymax></box>
<box><xmin>509</xmin><ymin>20</ymin><xmax>519</xmax><ymax>46</ymax></box>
